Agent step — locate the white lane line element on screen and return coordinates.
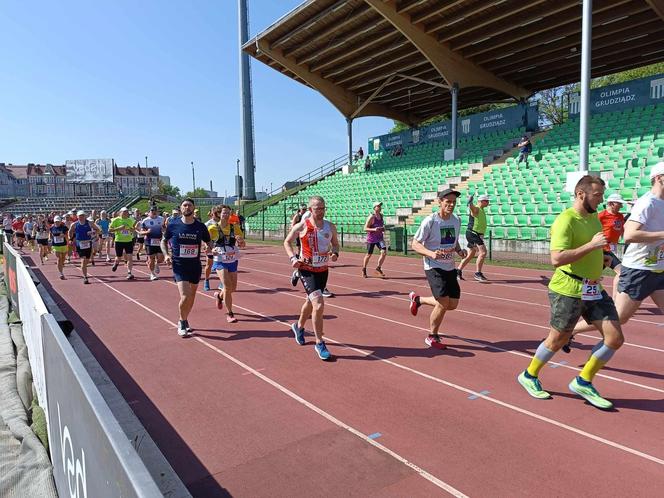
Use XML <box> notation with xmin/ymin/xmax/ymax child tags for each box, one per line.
<box><xmin>245</xmin><ymin>266</ymin><xmax>664</xmax><ymax>356</ymax></box>
<box><xmin>91</xmin><ymin>275</ymin><xmax>467</xmax><ymax>496</ymax></box>
<box><xmin>99</xmin><ymin>272</ymin><xmax>664</xmax><ymax>468</ymax></box>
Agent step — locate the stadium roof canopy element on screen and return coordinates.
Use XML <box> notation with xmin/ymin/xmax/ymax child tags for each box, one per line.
<box><xmin>243</xmin><ymin>0</ymin><xmax>664</xmax><ymax>125</ymax></box>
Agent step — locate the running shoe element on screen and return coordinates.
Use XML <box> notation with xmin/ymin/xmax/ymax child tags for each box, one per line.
<box><xmin>361</xmin><ymin>267</ymin><xmax>367</xmax><ymax>278</ymax></box>
<box><xmin>203</xmin><ymin>279</ymin><xmax>210</xmax><ymax>291</ymax></box>
<box><xmin>106</xmin><ymin>256</ymin><xmax>111</xmax><ymax>263</ymax></box>
<box><xmin>59</xmin><ymin>274</ymin><xmax>65</xmax><ymax>280</ymax></box>
<box><xmin>562</xmin><ymin>336</ymin><xmax>573</xmax><ymax>354</ymax></box>
<box><xmin>425</xmin><ymin>334</ymin><xmax>446</xmax><ymax>349</ymax></box>
<box><xmin>226</xmin><ymin>312</ymin><xmax>238</xmax><ymax>324</ymax></box>
<box><xmin>457</xmin><ymin>269</ymin><xmax>464</xmax><ymax>280</ymax></box>
<box><xmin>150</xmin><ymin>274</ymin><xmax>158</xmax><ymax>281</ymax></box>
<box><xmin>111</xmin><ymin>263</ymin><xmax>118</xmax><ymax>272</ymax></box>
<box><xmin>408</xmin><ymin>291</ymin><xmax>420</xmax><ymax>316</ymax></box>
<box><xmin>375</xmin><ymin>267</ymin><xmax>386</xmax><ymax>278</ymax></box>
<box><xmin>474</xmin><ymin>272</ymin><xmax>488</xmax><ymax>282</ymax></box>
<box><xmin>83</xmin><ymin>277</ymin><xmax>90</xmax><ymax>285</ymax></box>
<box><xmin>291</xmin><ymin>270</ymin><xmax>300</xmax><ymax>287</ymax></box>
<box><xmin>568</xmin><ymin>377</ymin><xmax>613</xmax><ymax>409</ymax></box>
<box><xmin>184</xmin><ymin>320</ymin><xmax>193</xmax><ymax>332</ymax></box>
<box><xmin>517</xmin><ymin>371</ymin><xmax>551</xmax><ymax>399</ymax></box>
<box><xmin>321</xmin><ymin>288</ymin><xmax>334</xmax><ymax>298</ymax></box>
<box><xmin>314</xmin><ymin>341</ymin><xmax>331</xmax><ymax>360</ymax></box>
<box><xmin>214</xmin><ymin>291</ymin><xmax>223</xmax><ymax>310</ymax></box>
<box><xmin>291</xmin><ymin>323</ymin><xmax>305</xmax><ymax>345</ymax></box>
<box><xmin>126</xmin><ymin>273</ymin><xmax>135</xmax><ymax>280</ymax></box>
<box><xmin>177</xmin><ymin>321</ymin><xmax>189</xmax><ymax>337</ymax></box>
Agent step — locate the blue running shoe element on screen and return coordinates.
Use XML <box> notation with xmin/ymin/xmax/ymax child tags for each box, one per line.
<box><xmin>291</xmin><ymin>323</ymin><xmax>305</xmax><ymax>345</ymax></box>
<box><xmin>315</xmin><ymin>341</ymin><xmax>331</xmax><ymax>361</ymax></box>
<box><xmin>203</xmin><ymin>279</ymin><xmax>210</xmax><ymax>291</ymax></box>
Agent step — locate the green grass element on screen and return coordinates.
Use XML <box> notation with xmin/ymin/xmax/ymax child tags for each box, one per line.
<box><xmin>130</xmin><ymin>198</ymin><xmax>179</xmax><ymax>214</ymax></box>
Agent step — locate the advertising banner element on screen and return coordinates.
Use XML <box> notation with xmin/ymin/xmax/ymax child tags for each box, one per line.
<box><xmin>569</xmin><ymin>73</ymin><xmax>664</xmax><ymax>115</ymax></box>
<box><xmin>42</xmin><ymin>314</ymin><xmax>162</xmax><ymax>498</ymax></box>
<box><xmin>368</xmin><ymin>103</ymin><xmax>533</xmax><ymax>154</ymax></box>
<box><xmin>3</xmin><ymin>242</ymin><xmax>19</xmax><ymax>315</ymax></box>
<box><xmin>65</xmin><ymin>159</ymin><xmax>114</xmax><ymax>183</ymax></box>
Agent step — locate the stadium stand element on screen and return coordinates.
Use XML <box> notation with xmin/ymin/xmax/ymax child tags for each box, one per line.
<box><xmin>3</xmin><ymin>194</ymin><xmax>122</xmax><ymax>215</ymax></box>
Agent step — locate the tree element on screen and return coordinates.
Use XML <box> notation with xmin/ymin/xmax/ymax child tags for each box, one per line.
<box><xmin>184</xmin><ymin>187</ymin><xmax>209</xmax><ymax>198</ymax></box>
<box><xmin>157</xmin><ymin>180</ymin><xmax>180</xmax><ymax>197</ymax></box>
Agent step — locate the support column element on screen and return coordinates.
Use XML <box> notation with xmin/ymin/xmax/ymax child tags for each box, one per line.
<box><xmin>238</xmin><ymin>0</ymin><xmax>256</xmax><ymax>199</ymax></box>
<box><xmin>579</xmin><ymin>0</ymin><xmax>592</xmax><ymax>172</ymax></box>
<box><xmin>347</xmin><ymin>117</ymin><xmax>353</xmax><ymax>168</ymax></box>
<box><xmin>451</xmin><ymin>83</ymin><xmax>459</xmax><ymax>150</ymax></box>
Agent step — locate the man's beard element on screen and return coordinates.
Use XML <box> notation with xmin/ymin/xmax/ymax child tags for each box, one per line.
<box><xmin>583</xmin><ymin>198</ymin><xmax>596</xmax><ymax>213</ymax></box>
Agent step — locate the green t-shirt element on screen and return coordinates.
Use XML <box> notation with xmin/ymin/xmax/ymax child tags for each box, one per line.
<box><xmin>474</xmin><ymin>206</ymin><xmax>487</xmax><ymax>234</ymax></box>
<box><xmin>548</xmin><ymin>208</ymin><xmax>604</xmax><ymax>298</ymax></box>
<box><xmin>110</xmin><ymin>217</ymin><xmax>136</xmax><ymax>243</ymax></box>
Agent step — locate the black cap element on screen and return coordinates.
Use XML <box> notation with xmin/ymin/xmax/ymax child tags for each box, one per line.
<box><xmin>438</xmin><ymin>188</ymin><xmax>461</xmax><ymax>199</ymax></box>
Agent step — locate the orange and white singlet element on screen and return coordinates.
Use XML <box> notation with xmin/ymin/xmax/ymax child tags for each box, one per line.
<box><xmin>299</xmin><ymin>218</ymin><xmax>332</xmax><ymax>272</ymax></box>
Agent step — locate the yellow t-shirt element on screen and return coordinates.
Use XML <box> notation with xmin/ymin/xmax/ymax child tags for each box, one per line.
<box><xmin>208</xmin><ymin>222</ymin><xmax>244</xmax><ymax>244</ymax></box>
<box><xmin>548</xmin><ymin>208</ymin><xmax>604</xmax><ymax>298</ymax></box>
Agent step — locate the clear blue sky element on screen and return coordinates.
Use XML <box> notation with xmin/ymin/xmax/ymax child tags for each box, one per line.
<box><xmin>0</xmin><ymin>0</ymin><xmax>393</xmax><ymax>197</ymax></box>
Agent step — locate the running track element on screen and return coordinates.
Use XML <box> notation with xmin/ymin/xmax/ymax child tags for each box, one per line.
<box><xmin>28</xmin><ymin>246</ymin><xmax>664</xmax><ymax>497</ymax></box>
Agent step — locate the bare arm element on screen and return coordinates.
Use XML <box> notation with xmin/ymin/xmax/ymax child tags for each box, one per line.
<box><xmin>67</xmin><ymin>224</ymin><xmax>75</xmax><ymax>241</ymax></box>
<box><xmin>330</xmin><ymin>224</ymin><xmax>340</xmax><ymax>261</ymax></box>
<box><xmin>284</xmin><ymin>222</ymin><xmax>304</xmax><ymax>263</ymax></box>
<box><xmin>411</xmin><ymin>238</ymin><xmax>438</xmax><ymax>259</ymax></box>
<box><xmin>468</xmin><ymin>203</ymin><xmax>479</xmax><ymax>217</ymax></box>
<box><xmin>623</xmin><ymin>220</ymin><xmax>664</xmax><ymax>244</ymax></box>
<box><xmin>551</xmin><ymin>232</ymin><xmax>606</xmax><ymax>267</ymax></box>
<box><xmin>364</xmin><ymin>215</ymin><xmax>375</xmax><ymax>232</ymax></box>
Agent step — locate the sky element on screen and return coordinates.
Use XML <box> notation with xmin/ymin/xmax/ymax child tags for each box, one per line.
<box><xmin>0</xmin><ymin>0</ymin><xmax>394</xmax><ymax>198</ymax></box>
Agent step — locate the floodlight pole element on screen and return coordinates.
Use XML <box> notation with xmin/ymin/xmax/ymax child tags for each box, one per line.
<box><xmin>347</xmin><ymin>117</ymin><xmax>353</xmax><ymax>169</ymax></box>
<box><xmin>579</xmin><ymin>0</ymin><xmax>592</xmax><ymax>172</ymax></box>
<box><xmin>238</xmin><ymin>0</ymin><xmax>256</xmax><ymax>200</ymax></box>
<box><xmin>451</xmin><ymin>83</ymin><xmax>459</xmax><ymax>150</ymax></box>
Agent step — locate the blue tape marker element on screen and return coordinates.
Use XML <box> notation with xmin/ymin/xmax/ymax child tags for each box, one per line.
<box><xmin>549</xmin><ymin>360</ymin><xmax>568</xmax><ymax>369</ymax></box>
<box><xmin>467</xmin><ymin>390</ymin><xmax>490</xmax><ymax>400</ymax></box>
<box><xmin>368</xmin><ymin>432</ymin><xmax>382</xmax><ymax>440</ymax></box>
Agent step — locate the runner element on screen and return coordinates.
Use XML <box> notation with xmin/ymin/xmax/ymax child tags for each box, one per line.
<box><xmin>109</xmin><ymin>207</ymin><xmax>136</xmax><ymax>280</ymax></box>
<box><xmin>2</xmin><ymin>213</ymin><xmax>13</xmax><ymax>246</ymax></box>
<box><xmin>49</xmin><ymin>216</ymin><xmax>69</xmax><ymax>279</ymax></box>
<box><xmin>161</xmin><ymin>198</ymin><xmax>211</xmax><ymax>337</ymax></box>
<box><xmin>457</xmin><ymin>193</ymin><xmax>490</xmax><ymax>282</ymax></box>
<box><xmin>284</xmin><ymin>196</ymin><xmax>340</xmax><ymax>361</ymax></box>
<box><xmin>203</xmin><ymin>206</ymin><xmax>222</xmax><ymax>291</ymax></box>
<box><xmin>408</xmin><ymin>189</ymin><xmax>468</xmax><ymax>349</ymax></box>
<box><xmin>68</xmin><ymin>211</ymin><xmax>101</xmax><ymax>284</ymax></box>
<box><xmin>138</xmin><ymin>207</ymin><xmax>165</xmax><ymax>281</ymax></box>
<box><xmin>23</xmin><ymin>216</ymin><xmax>35</xmax><ymax>252</ymax></box>
<box><xmin>289</xmin><ymin>204</ymin><xmax>308</xmax><ymax>286</ymax></box>
<box><xmin>361</xmin><ymin>202</ymin><xmax>387</xmax><ymax>278</ymax></box>
<box><xmin>12</xmin><ymin>216</ymin><xmax>26</xmax><ymax>250</ymax></box>
<box><xmin>517</xmin><ymin>175</ymin><xmax>623</xmax><ymax>410</ymax></box>
<box><xmin>34</xmin><ymin>215</ymin><xmax>50</xmax><ymax>264</ymax></box>
<box><xmin>209</xmin><ymin>205</ymin><xmax>246</xmax><ymax>323</ymax></box>
<box><xmin>96</xmin><ymin>210</ymin><xmax>112</xmax><ymax>262</ymax></box>
<box><xmin>132</xmin><ymin>208</ymin><xmax>145</xmax><ymax>261</ymax></box>
<box><xmin>568</xmin><ymin>163</ymin><xmax>664</xmax><ymax>346</ymax></box>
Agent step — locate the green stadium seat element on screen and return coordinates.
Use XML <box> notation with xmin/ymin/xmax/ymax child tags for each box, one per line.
<box><xmin>506</xmin><ymin>227</ymin><xmax>520</xmax><ymax>239</ymax></box>
<box><xmin>535</xmin><ymin>227</ymin><xmax>550</xmax><ymax>240</ymax></box>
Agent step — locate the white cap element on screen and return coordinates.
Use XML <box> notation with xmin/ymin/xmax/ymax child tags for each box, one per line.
<box><xmin>606</xmin><ymin>193</ymin><xmax>625</xmax><ymax>204</ymax></box>
<box><xmin>478</xmin><ymin>194</ymin><xmax>490</xmax><ymax>201</ymax></box>
<box><xmin>373</xmin><ymin>201</ymin><xmax>383</xmax><ymax>207</ymax></box>
<box><xmin>649</xmin><ymin>161</ymin><xmax>664</xmax><ymax>180</ymax></box>
<box><xmin>76</xmin><ymin>210</ymin><xmax>86</xmax><ymax>216</ymax></box>
<box><xmin>119</xmin><ymin>207</ymin><xmax>129</xmax><ymax>212</ymax></box>
<box><xmin>53</xmin><ymin>216</ymin><xmax>62</xmax><ymax>222</ymax></box>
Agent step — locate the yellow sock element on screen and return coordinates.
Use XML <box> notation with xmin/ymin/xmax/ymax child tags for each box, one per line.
<box><xmin>526</xmin><ymin>357</ymin><xmax>547</xmax><ymax>378</ymax></box>
<box><xmin>579</xmin><ymin>355</ymin><xmax>606</xmax><ymax>382</ymax></box>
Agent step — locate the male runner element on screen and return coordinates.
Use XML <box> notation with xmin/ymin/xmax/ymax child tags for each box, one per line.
<box><xmin>290</xmin><ymin>204</ymin><xmax>308</xmax><ymax>286</ymax></box>
<box><xmin>34</xmin><ymin>215</ymin><xmax>50</xmax><ymax>264</ymax></box>
<box><xmin>96</xmin><ymin>210</ymin><xmax>112</xmax><ymax>261</ymax></box>
<box><xmin>408</xmin><ymin>189</ymin><xmax>468</xmax><ymax>349</ymax></box>
<box><xmin>161</xmin><ymin>198</ymin><xmax>211</xmax><ymax>337</ymax></box>
<box><xmin>457</xmin><ymin>193</ymin><xmax>490</xmax><ymax>282</ymax></box>
<box><xmin>517</xmin><ymin>175</ymin><xmax>623</xmax><ymax>409</ymax></box>
<box><xmin>2</xmin><ymin>213</ymin><xmax>14</xmax><ymax>246</ymax></box>
<box><xmin>49</xmin><ymin>216</ymin><xmax>69</xmax><ymax>279</ymax></box>
<box><xmin>362</xmin><ymin>201</ymin><xmax>387</xmax><ymax>278</ymax></box>
<box><xmin>568</xmin><ymin>163</ymin><xmax>664</xmax><ymax>343</ymax></box>
<box><xmin>23</xmin><ymin>216</ymin><xmax>35</xmax><ymax>252</ymax></box>
<box><xmin>284</xmin><ymin>196</ymin><xmax>340</xmax><ymax>361</ymax></box>
<box><xmin>132</xmin><ymin>209</ymin><xmax>144</xmax><ymax>261</ymax></box>
<box><xmin>597</xmin><ymin>193</ymin><xmax>626</xmax><ymax>300</ymax></box>
<box><xmin>109</xmin><ymin>207</ymin><xmax>136</xmax><ymax>279</ymax></box>
<box><xmin>203</xmin><ymin>206</ymin><xmax>222</xmax><ymax>291</ymax></box>
<box><xmin>209</xmin><ymin>205</ymin><xmax>246</xmax><ymax>323</ymax></box>
<box><xmin>139</xmin><ymin>207</ymin><xmax>165</xmax><ymax>281</ymax></box>
<box><xmin>12</xmin><ymin>216</ymin><xmax>26</xmax><ymax>250</ymax></box>
<box><xmin>69</xmin><ymin>211</ymin><xmax>101</xmax><ymax>284</ymax></box>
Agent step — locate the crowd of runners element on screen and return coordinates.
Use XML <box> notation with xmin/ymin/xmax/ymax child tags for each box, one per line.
<box><xmin>2</xmin><ymin>161</ymin><xmax>662</xmax><ymax>410</ymax></box>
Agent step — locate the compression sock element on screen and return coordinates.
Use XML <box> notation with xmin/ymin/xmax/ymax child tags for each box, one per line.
<box><xmin>579</xmin><ymin>342</ymin><xmax>616</xmax><ymax>383</ymax></box>
<box><xmin>526</xmin><ymin>342</ymin><xmax>555</xmax><ymax>378</ymax></box>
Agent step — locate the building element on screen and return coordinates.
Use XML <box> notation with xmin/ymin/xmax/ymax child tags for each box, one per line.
<box><xmin>0</xmin><ymin>164</ymin><xmax>19</xmax><ymax>197</ymax></box>
<box><xmin>114</xmin><ymin>165</ymin><xmax>160</xmax><ymax>196</ymax></box>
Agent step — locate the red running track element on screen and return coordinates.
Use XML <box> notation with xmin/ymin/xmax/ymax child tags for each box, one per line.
<box><xmin>28</xmin><ymin>246</ymin><xmax>664</xmax><ymax>497</ymax></box>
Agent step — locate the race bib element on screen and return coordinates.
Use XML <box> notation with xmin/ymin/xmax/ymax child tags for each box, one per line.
<box><xmin>121</xmin><ymin>229</ymin><xmax>131</xmax><ymax>236</ymax></box>
<box><xmin>609</xmin><ymin>243</ymin><xmax>617</xmax><ymax>253</ymax></box>
<box><xmin>179</xmin><ymin>244</ymin><xmax>198</xmax><ymax>258</ymax></box>
<box><xmin>438</xmin><ymin>246</ymin><xmax>455</xmax><ymax>260</ymax></box>
<box><xmin>149</xmin><ymin>238</ymin><xmax>161</xmax><ymax>246</ymax></box>
<box><xmin>78</xmin><ymin>240</ymin><xmax>91</xmax><ymax>249</ymax></box>
<box><xmin>312</xmin><ymin>252</ymin><xmax>329</xmax><ymax>268</ymax></box>
<box><xmin>214</xmin><ymin>248</ymin><xmax>237</xmax><ymax>263</ymax></box>
<box><xmin>53</xmin><ymin>236</ymin><xmax>64</xmax><ymax>244</ymax></box>
<box><xmin>581</xmin><ymin>279</ymin><xmax>602</xmax><ymax>301</ymax></box>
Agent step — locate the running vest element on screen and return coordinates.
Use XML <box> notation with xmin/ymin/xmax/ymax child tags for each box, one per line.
<box><xmin>212</xmin><ymin>222</ymin><xmax>240</xmax><ymax>264</ymax></box>
<box><xmin>73</xmin><ymin>221</ymin><xmax>94</xmax><ymax>249</ymax></box>
<box><xmin>35</xmin><ymin>222</ymin><xmax>49</xmax><ymax>239</ymax></box>
<box><xmin>367</xmin><ymin>214</ymin><xmax>384</xmax><ymax>243</ymax></box>
<box><xmin>467</xmin><ymin>207</ymin><xmax>487</xmax><ymax>235</ymax></box>
<box><xmin>299</xmin><ymin>218</ymin><xmax>333</xmax><ymax>273</ymax></box>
